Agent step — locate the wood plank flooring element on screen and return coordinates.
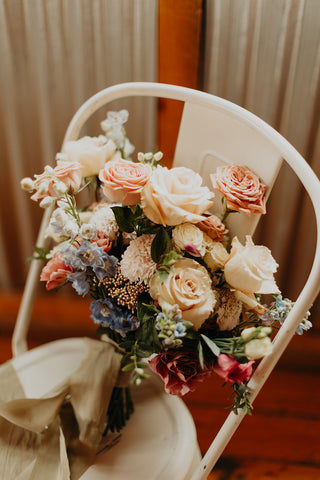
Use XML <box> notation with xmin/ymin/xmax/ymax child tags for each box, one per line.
<box><xmin>1</xmin><ymin>291</ymin><xmax>320</xmax><ymax>479</ymax></box>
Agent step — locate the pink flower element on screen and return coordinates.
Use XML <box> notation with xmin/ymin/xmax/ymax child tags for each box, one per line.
<box><xmin>99</xmin><ymin>159</ymin><xmax>152</xmax><ymax>206</ymax></box>
<box><xmin>213</xmin><ymin>354</ymin><xmax>254</xmax><ymax>384</ymax></box>
<box><xmin>94</xmin><ymin>233</ymin><xmax>112</xmax><ymax>253</ymax></box>
<box><xmin>31</xmin><ymin>162</ymin><xmax>82</xmax><ymax>202</ymax></box>
<box><xmin>53</xmin><ymin>161</ymin><xmax>82</xmax><ymax>191</ymax></box>
<box><xmin>197</xmin><ymin>213</ymin><xmax>228</xmax><ymax>241</ymax></box>
<box><xmin>210</xmin><ymin>165</ymin><xmax>267</xmax><ymax>215</ymax></box>
<box><xmin>40</xmin><ymin>254</ymin><xmax>73</xmax><ymax>290</ymax></box>
<box><xmin>148</xmin><ymin>350</ymin><xmax>210</xmax><ymax>396</ymax></box>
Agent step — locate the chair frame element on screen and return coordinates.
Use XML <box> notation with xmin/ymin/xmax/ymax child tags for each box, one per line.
<box><xmin>12</xmin><ymin>82</ymin><xmax>320</xmax><ymax>480</ymax></box>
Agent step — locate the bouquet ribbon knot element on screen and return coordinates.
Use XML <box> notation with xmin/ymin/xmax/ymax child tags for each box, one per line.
<box><xmin>0</xmin><ymin>338</ymin><xmax>124</xmax><ymax>480</ymax></box>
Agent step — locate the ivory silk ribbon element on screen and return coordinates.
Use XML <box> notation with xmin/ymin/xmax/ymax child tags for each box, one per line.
<box><xmin>0</xmin><ymin>337</ymin><xmax>123</xmax><ymax>479</ymax></box>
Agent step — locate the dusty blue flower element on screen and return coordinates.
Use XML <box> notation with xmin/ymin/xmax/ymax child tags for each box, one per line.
<box><xmin>76</xmin><ymin>240</ymin><xmax>105</xmax><ymax>269</ymax></box>
<box><xmin>90</xmin><ymin>298</ymin><xmax>139</xmax><ymax>334</ymax></box>
<box><xmin>93</xmin><ymin>253</ymin><xmax>118</xmax><ymax>280</ymax></box>
<box><xmin>67</xmin><ymin>271</ymin><xmax>90</xmax><ymax>296</ymax></box>
<box><xmin>59</xmin><ymin>242</ymin><xmax>84</xmax><ymax>270</ymax></box>
<box><xmin>174</xmin><ymin>322</ymin><xmax>187</xmax><ymax>338</ymax></box>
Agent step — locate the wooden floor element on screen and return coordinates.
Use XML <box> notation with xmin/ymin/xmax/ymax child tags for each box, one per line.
<box><xmin>1</xmin><ymin>291</ymin><xmax>320</xmax><ymax>479</ymax></box>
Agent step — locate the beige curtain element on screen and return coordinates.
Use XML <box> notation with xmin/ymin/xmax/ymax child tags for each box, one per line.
<box><xmin>0</xmin><ymin>0</ymin><xmax>158</xmax><ymax>289</ymax></box>
<box><xmin>203</xmin><ymin>0</ymin><xmax>320</xmax><ymax>311</ymax></box>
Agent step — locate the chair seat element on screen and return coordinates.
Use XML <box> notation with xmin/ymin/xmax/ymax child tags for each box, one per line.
<box><xmin>11</xmin><ymin>338</ymin><xmax>202</xmax><ymax>480</ymax></box>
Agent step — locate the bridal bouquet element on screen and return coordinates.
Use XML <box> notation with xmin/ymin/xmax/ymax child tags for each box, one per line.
<box><xmin>21</xmin><ymin>110</ymin><xmax>311</xmax><ymax>432</ymax></box>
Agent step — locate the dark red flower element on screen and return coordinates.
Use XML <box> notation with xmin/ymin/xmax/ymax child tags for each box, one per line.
<box><xmin>149</xmin><ymin>350</ymin><xmax>210</xmax><ymax>396</ymax></box>
<box><xmin>213</xmin><ymin>354</ymin><xmax>254</xmax><ymax>385</ymax></box>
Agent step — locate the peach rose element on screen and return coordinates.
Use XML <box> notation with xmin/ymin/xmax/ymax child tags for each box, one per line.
<box><xmin>210</xmin><ymin>165</ymin><xmax>267</xmax><ymax>215</ymax></box>
<box><xmin>54</xmin><ymin>161</ymin><xmax>82</xmax><ymax>191</ymax></box>
<box><xmin>149</xmin><ymin>258</ymin><xmax>216</xmax><ymax>330</ymax></box>
<box><xmin>196</xmin><ymin>213</ymin><xmax>228</xmax><ymax>242</ymax></box>
<box><xmin>141</xmin><ymin>166</ymin><xmax>214</xmax><ymax>226</ymax></box>
<box><xmin>224</xmin><ymin>236</ymin><xmax>280</xmax><ymax>295</ymax></box>
<box><xmin>99</xmin><ymin>159</ymin><xmax>152</xmax><ymax>206</ymax></box>
<box><xmin>63</xmin><ymin>136</ymin><xmax>117</xmax><ymax>177</ymax></box>
<box><xmin>40</xmin><ymin>253</ymin><xmax>73</xmax><ymax>290</ymax></box>
<box><xmin>30</xmin><ymin>162</ymin><xmax>82</xmax><ymax>201</ymax></box>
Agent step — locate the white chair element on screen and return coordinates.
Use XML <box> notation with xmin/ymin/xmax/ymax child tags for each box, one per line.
<box><xmin>11</xmin><ymin>83</ymin><xmax>320</xmax><ymax>480</ymax></box>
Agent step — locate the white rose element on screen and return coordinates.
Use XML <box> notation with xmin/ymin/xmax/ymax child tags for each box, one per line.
<box><xmin>224</xmin><ymin>236</ymin><xmax>280</xmax><ymax>294</ymax></box>
<box><xmin>172</xmin><ymin>223</ymin><xmax>205</xmax><ymax>256</ymax></box>
<box><xmin>149</xmin><ymin>258</ymin><xmax>216</xmax><ymax>330</ymax></box>
<box><xmin>203</xmin><ymin>234</ymin><xmax>229</xmax><ymax>272</ymax></box>
<box><xmin>245</xmin><ymin>336</ymin><xmax>273</xmax><ymax>360</ymax></box>
<box><xmin>63</xmin><ymin>136</ymin><xmax>117</xmax><ymax>177</ymax></box>
<box><xmin>141</xmin><ymin>166</ymin><xmax>214</xmax><ymax>226</ymax></box>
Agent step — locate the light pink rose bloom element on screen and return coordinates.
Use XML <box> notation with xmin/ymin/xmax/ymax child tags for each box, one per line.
<box><xmin>99</xmin><ymin>159</ymin><xmax>152</xmax><ymax>206</ymax></box>
<box><xmin>141</xmin><ymin>166</ymin><xmax>214</xmax><ymax>226</ymax></box>
<box><xmin>197</xmin><ymin>213</ymin><xmax>228</xmax><ymax>242</ymax></box>
<box><xmin>148</xmin><ymin>350</ymin><xmax>210</xmax><ymax>396</ymax></box>
<box><xmin>149</xmin><ymin>258</ymin><xmax>216</xmax><ymax>330</ymax></box>
<box><xmin>224</xmin><ymin>236</ymin><xmax>280</xmax><ymax>295</ymax></box>
<box><xmin>213</xmin><ymin>354</ymin><xmax>254</xmax><ymax>384</ymax></box>
<box><xmin>30</xmin><ymin>162</ymin><xmax>82</xmax><ymax>202</ymax></box>
<box><xmin>53</xmin><ymin>161</ymin><xmax>82</xmax><ymax>191</ymax></box>
<box><xmin>210</xmin><ymin>165</ymin><xmax>267</xmax><ymax>215</ymax></box>
<box><xmin>40</xmin><ymin>254</ymin><xmax>73</xmax><ymax>290</ymax></box>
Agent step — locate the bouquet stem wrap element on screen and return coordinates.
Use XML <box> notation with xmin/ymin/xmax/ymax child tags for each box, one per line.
<box><xmin>0</xmin><ymin>337</ymin><xmax>126</xmax><ymax>480</ymax></box>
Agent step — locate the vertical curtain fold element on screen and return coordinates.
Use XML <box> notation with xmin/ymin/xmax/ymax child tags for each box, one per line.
<box><xmin>203</xmin><ymin>0</ymin><xmax>320</xmax><ymax>309</ymax></box>
<box><xmin>0</xmin><ymin>0</ymin><xmax>158</xmax><ymax>289</ymax></box>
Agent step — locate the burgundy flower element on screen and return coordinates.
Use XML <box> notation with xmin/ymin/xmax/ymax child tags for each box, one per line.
<box><xmin>213</xmin><ymin>354</ymin><xmax>254</xmax><ymax>385</ymax></box>
<box><xmin>149</xmin><ymin>350</ymin><xmax>210</xmax><ymax>396</ymax></box>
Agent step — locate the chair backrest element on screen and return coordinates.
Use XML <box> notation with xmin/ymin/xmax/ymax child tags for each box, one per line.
<box><xmin>12</xmin><ymin>83</ymin><xmax>320</xmax><ymax>479</ymax></box>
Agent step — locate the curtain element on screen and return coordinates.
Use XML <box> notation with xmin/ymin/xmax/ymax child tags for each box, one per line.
<box><xmin>203</xmin><ymin>0</ymin><xmax>320</xmax><ymax>310</ymax></box>
<box><xmin>0</xmin><ymin>0</ymin><xmax>158</xmax><ymax>289</ymax></box>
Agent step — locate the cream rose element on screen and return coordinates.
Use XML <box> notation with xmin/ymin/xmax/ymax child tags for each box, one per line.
<box><xmin>245</xmin><ymin>337</ymin><xmax>273</xmax><ymax>360</ymax></box>
<box><xmin>99</xmin><ymin>159</ymin><xmax>152</xmax><ymax>206</ymax></box>
<box><xmin>141</xmin><ymin>166</ymin><xmax>214</xmax><ymax>226</ymax></box>
<box><xmin>224</xmin><ymin>236</ymin><xmax>280</xmax><ymax>294</ymax></box>
<box><xmin>149</xmin><ymin>258</ymin><xmax>216</xmax><ymax>330</ymax></box>
<box><xmin>172</xmin><ymin>223</ymin><xmax>205</xmax><ymax>256</ymax></box>
<box><xmin>63</xmin><ymin>136</ymin><xmax>117</xmax><ymax>177</ymax></box>
<box><xmin>203</xmin><ymin>234</ymin><xmax>229</xmax><ymax>272</ymax></box>
<box><xmin>210</xmin><ymin>164</ymin><xmax>267</xmax><ymax>215</ymax></box>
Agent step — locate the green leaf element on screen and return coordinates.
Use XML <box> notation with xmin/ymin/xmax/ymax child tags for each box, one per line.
<box><xmin>198</xmin><ymin>341</ymin><xmax>204</xmax><ymax>369</ymax></box>
<box><xmin>151</xmin><ymin>227</ymin><xmax>171</xmax><ymax>263</ymax></box>
<box><xmin>201</xmin><ymin>334</ymin><xmax>221</xmax><ymax>357</ymax></box>
<box><xmin>111</xmin><ymin>206</ymin><xmax>135</xmax><ymax>233</ymax></box>
<box><xmin>122</xmin><ymin>363</ymin><xmax>135</xmax><ymax>372</ymax></box>
<box><xmin>156</xmin><ymin>268</ymin><xmax>169</xmax><ymax>283</ymax></box>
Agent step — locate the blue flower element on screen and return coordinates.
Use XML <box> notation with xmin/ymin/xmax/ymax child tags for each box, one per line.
<box><xmin>67</xmin><ymin>271</ymin><xmax>90</xmax><ymax>296</ymax></box>
<box><xmin>90</xmin><ymin>298</ymin><xmax>139</xmax><ymax>334</ymax></box>
<box><xmin>59</xmin><ymin>242</ymin><xmax>85</xmax><ymax>270</ymax></box>
<box><xmin>174</xmin><ymin>322</ymin><xmax>187</xmax><ymax>338</ymax></box>
<box><xmin>93</xmin><ymin>253</ymin><xmax>118</xmax><ymax>280</ymax></box>
<box><xmin>76</xmin><ymin>241</ymin><xmax>106</xmax><ymax>269</ymax></box>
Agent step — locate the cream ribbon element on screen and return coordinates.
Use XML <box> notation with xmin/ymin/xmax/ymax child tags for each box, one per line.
<box><xmin>0</xmin><ymin>337</ymin><xmax>124</xmax><ymax>479</ymax></box>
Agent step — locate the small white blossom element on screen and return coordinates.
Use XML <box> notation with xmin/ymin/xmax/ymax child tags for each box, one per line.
<box><xmin>56</xmin><ymin>152</ymin><xmax>69</xmax><ymax>162</ymax></box>
<box><xmin>40</xmin><ymin>196</ymin><xmax>55</xmax><ymax>208</ymax></box>
<box><xmin>153</xmin><ymin>151</ymin><xmax>163</xmax><ymax>162</ymax></box>
<box><xmin>80</xmin><ymin>223</ymin><xmax>97</xmax><ymax>240</ymax></box>
<box><xmin>53</xmin><ymin>181</ymin><xmax>68</xmax><ymax>196</ymax></box>
<box><xmin>44</xmin><ymin>165</ymin><xmax>55</xmax><ymax>175</ymax></box>
<box><xmin>20</xmin><ymin>177</ymin><xmax>34</xmax><ymax>192</ymax></box>
<box><xmin>63</xmin><ymin>219</ymin><xmax>79</xmax><ymax>238</ymax></box>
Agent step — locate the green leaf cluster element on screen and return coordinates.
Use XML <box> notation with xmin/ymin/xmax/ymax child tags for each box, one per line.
<box><xmin>25</xmin><ymin>246</ymin><xmax>51</xmax><ymax>263</ymax></box>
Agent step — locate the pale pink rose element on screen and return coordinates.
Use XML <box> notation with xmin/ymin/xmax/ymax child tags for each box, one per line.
<box><xmin>210</xmin><ymin>165</ymin><xmax>267</xmax><ymax>215</ymax></box>
<box><xmin>99</xmin><ymin>159</ymin><xmax>152</xmax><ymax>206</ymax></box>
<box><xmin>141</xmin><ymin>166</ymin><xmax>214</xmax><ymax>226</ymax></box>
<box><xmin>53</xmin><ymin>161</ymin><xmax>82</xmax><ymax>191</ymax></box>
<box><xmin>149</xmin><ymin>258</ymin><xmax>216</xmax><ymax>330</ymax></box>
<box><xmin>197</xmin><ymin>213</ymin><xmax>228</xmax><ymax>242</ymax></box>
<box><xmin>224</xmin><ymin>236</ymin><xmax>280</xmax><ymax>295</ymax></box>
<box><xmin>63</xmin><ymin>136</ymin><xmax>117</xmax><ymax>177</ymax></box>
<box><xmin>213</xmin><ymin>354</ymin><xmax>254</xmax><ymax>384</ymax></box>
<box><xmin>94</xmin><ymin>233</ymin><xmax>112</xmax><ymax>253</ymax></box>
<box><xmin>40</xmin><ymin>254</ymin><xmax>73</xmax><ymax>290</ymax></box>
<box><xmin>30</xmin><ymin>174</ymin><xmax>56</xmax><ymax>201</ymax></box>
<box><xmin>148</xmin><ymin>350</ymin><xmax>210</xmax><ymax>396</ymax></box>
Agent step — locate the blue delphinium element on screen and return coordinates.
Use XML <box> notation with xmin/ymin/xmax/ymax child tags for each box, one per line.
<box><xmin>59</xmin><ymin>242</ymin><xmax>85</xmax><ymax>270</ymax></box>
<box><xmin>76</xmin><ymin>240</ymin><xmax>106</xmax><ymax>269</ymax></box>
<box><xmin>93</xmin><ymin>253</ymin><xmax>118</xmax><ymax>280</ymax></box>
<box><xmin>260</xmin><ymin>294</ymin><xmax>311</xmax><ymax>335</ymax></box>
<box><xmin>90</xmin><ymin>298</ymin><xmax>139</xmax><ymax>334</ymax></box>
<box><xmin>67</xmin><ymin>271</ymin><xmax>90</xmax><ymax>296</ymax></box>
